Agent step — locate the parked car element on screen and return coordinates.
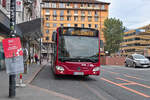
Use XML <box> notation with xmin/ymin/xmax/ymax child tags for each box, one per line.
<box><xmin>125</xmin><ymin>54</ymin><xmax>150</xmax><ymax>68</ymax></box>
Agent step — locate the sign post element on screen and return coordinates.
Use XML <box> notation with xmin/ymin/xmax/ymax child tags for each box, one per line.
<box><xmin>4</xmin><ymin>0</ymin><xmax>17</xmax><ymax>98</ymax></box>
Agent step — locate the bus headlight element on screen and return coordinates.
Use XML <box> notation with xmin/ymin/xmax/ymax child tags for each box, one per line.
<box><xmin>56</xmin><ymin>66</ymin><xmax>64</xmax><ymax>71</ymax></box>
<box><xmin>93</xmin><ymin>67</ymin><xmax>100</xmax><ymax>72</ymax></box>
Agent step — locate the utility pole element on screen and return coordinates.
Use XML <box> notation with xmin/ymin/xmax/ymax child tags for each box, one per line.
<box><xmin>40</xmin><ymin>2</ymin><xmax>44</xmax><ymax>64</ymax></box>
<box><xmin>9</xmin><ymin>0</ymin><xmax>16</xmax><ymax>98</ymax></box>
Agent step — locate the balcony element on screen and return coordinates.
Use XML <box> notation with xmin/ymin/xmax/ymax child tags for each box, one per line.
<box><xmin>87</xmin><ymin>7</ymin><xmax>93</xmax><ymax>9</ymax></box>
<box><xmin>45</xmin><ymin>13</ymin><xmax>50</xmax><ymax>15</ymax></box>
<box><xmin>66</xmin><ymin>6</ymin><xmax>72</xmax><ymax>8</ymax></box>
<box><xmin>88</xmin><ymin>14</ymin><xmax>92</xmax><ymax>16</ymax></box>
<box><xmin>81</xmin><ymin>14</ymin><xmax>85</xmax><ymax>16</ymax></box>
<box><xmin>74</xmin><ymin>14</ymin><xmax>78</xmax><ymax>16</ymax></box>
<box><xmin>95</xmin><ymin>14</ymin><xmax>99</xmax><ymax>17</ymax></box>
<box><xmin>94</xmin><ymin>7</ymin><xmax>100</xmax><ymax>9</ymax></box>
<box><xmin>80</xmin><ymin>7</ymin><xmax>87</xmax><ymax>9</ymax></box>
<box><xmin>67</xmin><ymin>13</ymin><xmax>72</xmax><ymax>16</ymax></box>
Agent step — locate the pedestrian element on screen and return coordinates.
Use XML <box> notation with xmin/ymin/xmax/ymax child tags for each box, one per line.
<box><xmin>34</xmin><ymin>54</ymin><xmax>38</xmax><ymax>64</ymax></box>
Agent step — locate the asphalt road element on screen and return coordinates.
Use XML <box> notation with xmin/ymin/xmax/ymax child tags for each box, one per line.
<box><xmin>31</xmin><ymin>65</ymin><xmax>150</xmax><ymax>100</ymax></box>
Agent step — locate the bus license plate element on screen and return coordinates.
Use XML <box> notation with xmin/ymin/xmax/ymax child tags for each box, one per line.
<box><xmin>74</xmin><ymin>72</ymin><xmax>84</xmax><ymax>75</ymax></box>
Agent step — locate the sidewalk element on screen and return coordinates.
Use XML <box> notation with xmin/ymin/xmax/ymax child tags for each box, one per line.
<box><xmin>0</xmin><ymin>60</ymin><xmax>65</xmax><ymax>100</ymax></box>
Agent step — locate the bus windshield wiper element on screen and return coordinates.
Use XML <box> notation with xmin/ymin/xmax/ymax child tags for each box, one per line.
<box><xmin>59</xmin><ymin>57</ymin><xmax>77</xmax><ymax>62</ymax></box>
<box><xmin>74</xmin><ymin>56</ymin><xmax>98</xmax><ymax>63</ymax></box>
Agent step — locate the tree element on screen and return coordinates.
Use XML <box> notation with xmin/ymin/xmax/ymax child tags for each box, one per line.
<box><xmin>102</xmin><ymin>18</ymin><xmax>125</xmax><ymax>55</ymax></box>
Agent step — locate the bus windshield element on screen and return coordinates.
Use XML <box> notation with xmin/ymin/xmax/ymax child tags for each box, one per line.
<box><xmin>58</xmin><ymin>36</ymin><xmax>99</xmax><ymax>62</ymax></box>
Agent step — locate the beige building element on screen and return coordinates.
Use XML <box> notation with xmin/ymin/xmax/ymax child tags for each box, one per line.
<box><xmin>121</xmin><ymin>24</ymin><xmax>150</xmax><ymax>56</ymax></box>
<box><xmin>41</xmin><ymin>0</ymin><xmax>110</xmax><ymax>55</ymax></box>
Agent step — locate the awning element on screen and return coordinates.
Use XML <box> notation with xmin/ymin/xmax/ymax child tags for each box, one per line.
<box><xmin>0</xmin><ymin>10</ymin><xmax>22</xmax><ymax>37</ymax></box>
<box><xmin>18</xmin><ymin>18</ymin><xmax>42</xmax><ymax>40</ymax></box>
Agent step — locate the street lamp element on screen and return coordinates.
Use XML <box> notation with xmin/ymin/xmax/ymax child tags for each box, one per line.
<box><xmin>40</xmin><ymin>2</ymin><xmax>44</xmax><ymax>64</ymax></box>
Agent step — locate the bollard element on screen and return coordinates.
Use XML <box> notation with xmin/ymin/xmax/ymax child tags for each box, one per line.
<box><xmin>16</xmin><ymin>74</ymin><xmax>26</xmax><ymax>87</ymax></box>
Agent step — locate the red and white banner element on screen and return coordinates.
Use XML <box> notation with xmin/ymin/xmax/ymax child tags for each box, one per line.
<box><xmin>2</xmin><ymin>37</ymin><xmax>23</xmax><ymax>58</ymax></box>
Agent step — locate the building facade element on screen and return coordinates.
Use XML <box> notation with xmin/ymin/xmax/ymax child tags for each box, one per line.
<box><xmin>121</xmin><ymin>24</ymin><xmax>150</xmax><ymax>56</ymax></box>
<box><xmin>41</xmin><ymin>0</ymin><xmax>110</xmax><ymax>56</ymax></box>
<box><xmin>0</xmin><ymin>0</ymin><xmax>43</xmax><ymax>70</ymax></box>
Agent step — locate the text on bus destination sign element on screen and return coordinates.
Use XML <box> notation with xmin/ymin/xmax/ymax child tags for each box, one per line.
<box><xmin>62</xmin><ymin>29</ymin><xmax>96</xmax><ymax>36</ymax></box>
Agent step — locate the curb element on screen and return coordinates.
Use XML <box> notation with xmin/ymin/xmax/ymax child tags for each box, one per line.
<box><xmin>26</xmin><ymin>64</ymin><xmax>47</xmax><ymax>84</ymax></box>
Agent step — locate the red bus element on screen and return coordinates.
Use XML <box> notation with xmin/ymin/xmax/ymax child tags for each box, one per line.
<box><xmin>52</xmin><ymin>27</ymin><xmax>100</xmax><ymax>76</ymax></box>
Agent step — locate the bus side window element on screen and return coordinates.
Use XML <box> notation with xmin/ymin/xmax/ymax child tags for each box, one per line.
<box><xmin>52</xmin><ymin>31</ymin><xmax>57</xmax><ymax>42</ymax></box>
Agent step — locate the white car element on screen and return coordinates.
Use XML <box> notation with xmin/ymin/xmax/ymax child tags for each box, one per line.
<box><xmin>125</xmin><ymin>54</ymin><xmax>150</xmax><ymax>68</ymax></box>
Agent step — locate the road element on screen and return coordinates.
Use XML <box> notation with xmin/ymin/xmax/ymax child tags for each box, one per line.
<box><xmin>31</xmin><ymin>65</ymin><xmax>150</xmax><ymax>100</ymax></box>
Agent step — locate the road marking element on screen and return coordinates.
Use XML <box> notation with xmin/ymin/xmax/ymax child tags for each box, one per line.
<box><xmin>29</xmin><ymin>84</ymin><xmax>80</xmax><ymax>100</ymax></box>
<box><xmin>119</xmin><ymin>82</ymin><xmax>136</xmax><ymax>86</ymax></box>
<box><xmin>101</xmin><ymin>78</ymin><xmax>150</xmax><ymax>98</ymax></box>
<box><xmin>116</xmin><ymin>78</ymin><xmax>150</xmax><ymax>89</ymax></box>
<box><xmin>123</xmin><ymin>74</ymin><xmax>150</xmax><ymax>82</ymax></box>
<box><xmin>81</xmin><ymin>82</ymin><xmax>108</xmax><ymax>100</ymax></box>
<box><xmin>101</xmin><ymin>69</ymin><xmax>120</xmax><ymax>74</ymax></box>
<box><xmin>102</xmin><ymin>69</ymin><xmax>150</xmax><ymax>83</ymax></box>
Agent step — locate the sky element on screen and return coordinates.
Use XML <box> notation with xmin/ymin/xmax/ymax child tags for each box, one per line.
<box><xmin>99</xmin><ymin>0</ymin><xmax>150</xmax><ymax>29</ymax></box>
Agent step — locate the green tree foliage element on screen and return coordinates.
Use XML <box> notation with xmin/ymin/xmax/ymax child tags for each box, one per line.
<box><xmin>102</xmin><ymin>18</ymin><xmax>125</xmax><ymax>55</ymax></box>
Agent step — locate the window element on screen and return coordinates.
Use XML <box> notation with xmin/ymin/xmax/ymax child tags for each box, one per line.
<box><xmin>81</xmin><ymin>16</ymin><xmax>85</xmax><ymax>21</ymax></box>
<box><xmin>95</xmin><ymin>24</ymin><xmax>98</xmax><ymax>28</ymax></box>
<box><xmin>60</xmin><ymin>16</ymin><xmax>64</xmax><ymax>21</ymax></box>
<box><xmin>95</xmin><ymin>17</ymin><xmax>98</xmax><ymax>22</ymax></box>
<box><xmin>52</xmin><ymin>3</ymin><xmax>56</xmax><ymax>8</ymax></box>
<box><xmin>46</xmin><ymin>23</ymin><xmax>50</xmax><ymax>27</ymax></box>
<box><xmin>59</xmin><ymin>3</ymin><xmax>65</xmax><ymax>8</ymax></box>
<box><xmin>53</xmin><ymin>10</ymin><xmax>57</xmax><ymax>16</ymax></box>
<box><xmin>81</xmin><ymin>11</ymin><xmax>85</xmax><ymax>15</ymax></box>
<box><xmin>46</xmin><ymin>29</ymin><xmax>49</xmax><ymax>34</ymax></box>
<box><xmin>74</xmin><ymin>10</ymin><xmax>78</xmax><ymax>14</ymax></box>
<box><xmin>67</xmin><ymin>16</ymin><xmax>71</xmax><ymax>21</ymax></box>
<box><xmin>74</xmin><ymin>4</ymin><xmax>78</xmax><ymax>8</ymax></box>
<box><xmin>88</xmin><ymin>11</ymin><xmax>92</xmax><ymax>15</ymax></box>
<box><xmin>60</xmin><ymin>24</ymin><xmax>64</xmax><ymax>27</ymax></box>
<box><xmin>74</xmin><ymin>24</ymin><xmax>78</xmax><ymax>27</ymax></box>
<box><xmin>67</xmin><ymin>3</ymin><xmax>70</xmax><ymax>6</ymax></box>
<box><xmin>74</xmin><ymin>16</ymin><xmax>78</xmax><ymax>21</ymax></box>
<box><xmin>67</xmin><ymin>10</ymin><xmax>70</xmax><ymax>14</ymax></box>
<box><xmin>46</xmin><ymin>37</ymin><xmax>49</xmax><ymax>40</ymax></box>
<box><xmin>44</xmin><ymin>3</ymin><xmax>51</xmax><ymax>8</ymax></box>
<box><xmin>53</xmin><ymin>23</ymin><xmax>57</xmax><ymax>27</ymax></box>
<box><xmin>101</xmin><ymin>5</ymin><xmax>105</xmax><ymax>10</ymax></box>
<box><xmin>95</xmin><ymin>11</ymin><xmax>98</xmax><ymax>16</ymax></box>
<box><xmin>45</xmin><ymin>9</ymin><xmax>50</xmax><ymax>14</ymax></box>
<box><xmin>95</xmin><ymin>4</ymin><xmax>99</xmax><ymax>8</ymax></box>
<box><xmin>67</xmin><ymin>23</ymin><xmax>71</xmax><ymax>27</ymax></box>
<box><xmin>88</xmin><ymin>4</ymin><xmax>92</xmax><ymax>7</ymax></box>
<box><xmin>60</xmin><ymin>10</ymin><xmax>64</xmax><ymax>16</ymax></box>
<box><xmin>88</xmin><ymin>24</ymin><xmax>91</xmax><ymax>28</ymax></box>
<box><xmin>88</xmin><ymin>16</ymin><xmax>92</xmax><ymax>21</ymax></box>
<box><xmin>53</xmin><ymin>16</ymin><xmax>57</xmax><ymax>20</ymax></box>
<box><xmin>81</xmin><ymin>4</ymin><xmax>84</xmax><ymax>7</ymax></box>
<box><xmin>81</xmin><ymin>24</ymin><xmax>84</xmax><ymax>28</ymax></box>
<box><xmin>45</xmin><ymin>16</ymin><xmax>49</xmax><ymax>20</ymax></box>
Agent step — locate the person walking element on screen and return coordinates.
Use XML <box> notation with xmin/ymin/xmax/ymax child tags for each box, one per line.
<box><xmin>34</xmin><ymin>54</ymin><xmax>38</xmax><ymax>64</ymax></box>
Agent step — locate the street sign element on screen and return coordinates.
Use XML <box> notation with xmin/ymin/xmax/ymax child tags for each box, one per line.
<box><xmin>2</xmin><ymin>37</ymin><xmax>24</xmax><ymax>75</ymax></box>
<box><xmin>5</xmin><ymin>56</ymin><xmax>24</xmax><ymax>75</ymax></box>
<box><xmin>2</xmin><ymin>37</ymin><xmax>23</xmax><ymax>58</ymax></box>
<box><xmin>6</xmin><ymin>0</ymin><xmax>23</xmax><ymax>12</ymax></box>
<box><xmin>16</xmin><ymin>0</ymin><xmax>23</xmax><ymax>12</ymax></box>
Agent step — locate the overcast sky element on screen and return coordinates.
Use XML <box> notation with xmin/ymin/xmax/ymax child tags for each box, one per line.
<box><xmin>99</xmin><ymin>0</ymin><xmax>150</xmax><ymax>29</ymax></box>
